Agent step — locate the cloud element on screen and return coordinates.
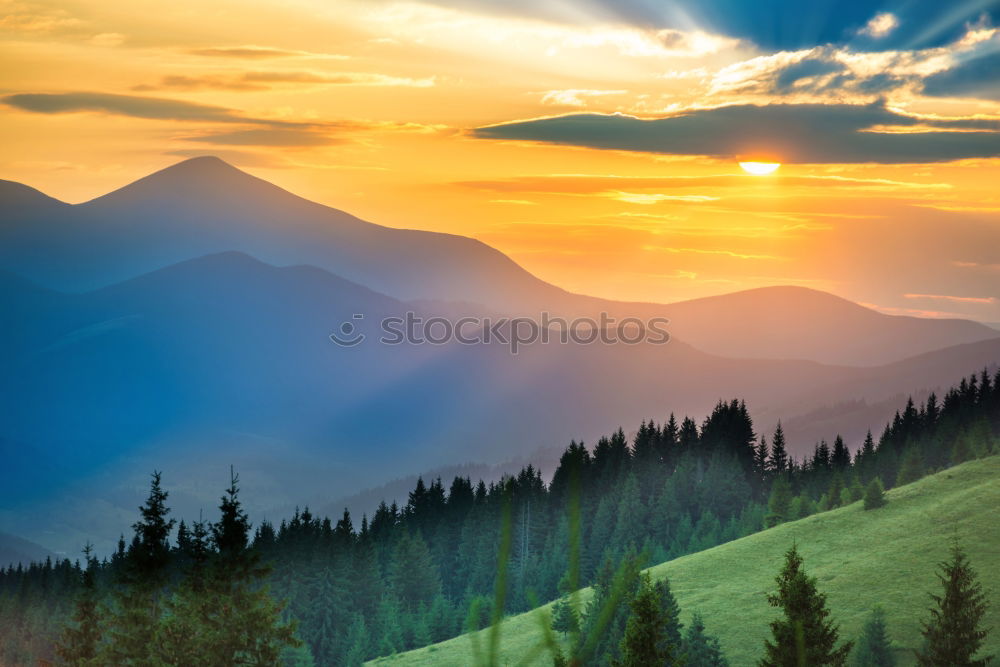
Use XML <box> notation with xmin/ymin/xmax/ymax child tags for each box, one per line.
<box><xmin>243</xmin><ymin>71</ymin><xmax>435</xmax><ymax>87</ymax></box>
<box><xmin>2</xmin><ymin>92</ymin><xmax>243</xmax><ymax>123</ymax></box>
<box><xmin>473</xmin><ymin>102</ymin><xmax>1000</xmax><ymax>164</ymax></box>
<box><xmin>457</xmin><ymin>172</ymin><xmax>950</xmax><ymax>193</ymax></box>
<box><xmin>179</xmin><ymin>128</ymin><xmax>338</xmax><ymax>147</ymax></box>
<box><xmin>923</xmin><ymin>45</ymin><xmax>1000</xmax><ymax>100</ymax></box>
<box><xmin>378</xmin><ymin>0</ymin><xmax>998</xmax><ymax>51</ymax></box>
<box><xmin>540</xmin><ymin>89</ymin><xmax>627</xmax><ymax>107</ymax></box>
<box><xmin>772</xmin><ymin>57</ymin><xmax>846</xmax><ymax>91</ymax></box>
<box><xmin>136</xmin><ymin>71</ymin><xmax>435</xmax><ymax>92</ymax></box>
<box><xmin>858</xmin><ymin>13</ymin><xmax>899</xmax><ymax>39</ymax></box>
<box><xmin>903</xmin><ymin>292</ymin><xmax>998</xmax><ymax>304</ymax></box>
<box><xmin>186</xmin><ymin>46</ymin><xmax>345</xmax><ymax>59</ymax></box>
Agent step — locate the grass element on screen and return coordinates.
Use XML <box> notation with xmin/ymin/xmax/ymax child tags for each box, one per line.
<box><xmin>369</xmin><ymin>456</ymin><xmax>1000</xmax><ymax>666</ymax></box>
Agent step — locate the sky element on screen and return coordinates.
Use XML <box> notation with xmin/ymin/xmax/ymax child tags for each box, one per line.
<box><xmin>2</xmin><ymin>0</ymin><xmax>1000</xmax><ymax>323</ymax></box>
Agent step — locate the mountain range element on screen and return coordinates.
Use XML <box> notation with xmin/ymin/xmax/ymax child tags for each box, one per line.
<box><xmin>1</xmin><ymin>156</ymin><xmax>998</xmax><ymax>557</ymax></box>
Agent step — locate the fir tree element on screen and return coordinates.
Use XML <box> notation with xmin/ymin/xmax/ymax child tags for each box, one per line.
<box><xmin>552</xmin><ymin>595</ymin><xmax>580</xmax><ymax>637</ymax></box>
<box><xmin>102</xmin><ymin>471</ymin><xmax>175</xmax><ymax>664</ymax></box>
<box><xmin>826</xmin><ymin>473</ymin><xmax>845</xmax><ymax>509</ymax></box>
<box><xmin>915</xmin><ymin>542</ymin><xmax>992</xmax><ymax>666</ymax></box>
<box><xmin>896</xmin><ymin>448</ymin><xmax>925</xmax><ymax>486</ymax></box>
<box><xmin>766</xmin><ymin>477</ymin><xmax>793</xmax><ymax>528</ymax></box>
<box><xmin>851</xmin><ymin>606</ymin><xmax>895</xmax><ymax>667</ymax></box>
<box><xmin>166</xmin><ymin>468</ymin><xmax>299</xmax><ymax>665</ymax></box>
<box><xmin>760</xmin><ymin>545</ymin><xmax>852</xmax><ymax>666</ymax></box>
<box><xmin>683</xmin><ymin>612</ymin><xmax>729</xmax><ymax>667</ymax></box>
<box><xmin>863</xmin><ymin>479</ymin><xmax>886</xmax><ymax>510</ymax></box>
<box><xmin>768</xmin><ymin>423</ymin><xmax>789</xmax><ymax>476</ymax></box>
<box><xmin>56</xmin><ymin>544</ymin><xmax>102</xmax><ymax>666</ymax></box>
<box><xmin>615</xmin><ymin>573</ymin><xmax>680</xmax><ymax>667</ymax></box>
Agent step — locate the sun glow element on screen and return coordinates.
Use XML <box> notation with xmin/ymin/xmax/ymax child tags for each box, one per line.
<box><xmin>739</xmin><ymin>161</ymin><xmax>781</xmax><ymax>175</ymax></box>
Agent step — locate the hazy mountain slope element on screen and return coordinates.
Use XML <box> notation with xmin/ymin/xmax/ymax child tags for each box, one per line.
<box><xmin>0</xmin><ymin>532</ymin><xmax>56</xmax><ymax>568</ymax></box>
<box><xmin>659</xmin><ymin>285</ymin><xmax>997</xmax><ymax>365</ymax></box>
<box><xmin>1</xmin><ymin>157</ymin><xmax>995</xmax><ymax>367</ymax></box>
<box><xmin>2</xmin><ymin>252</ymin><xmax>998</xmax><ymax>554</ymax></box>
<box><xmin>372</xmin><ymin>456</ymin><xmax>1000</xmax><ymax>666</ymax></box>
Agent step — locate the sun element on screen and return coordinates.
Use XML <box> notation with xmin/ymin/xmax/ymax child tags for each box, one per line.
<box><xmin>739</xmin><ymin>161</ymin><xmax>781</xmax><ymax>175</ymax></box>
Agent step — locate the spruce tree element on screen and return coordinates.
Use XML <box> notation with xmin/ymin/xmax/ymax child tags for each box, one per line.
<box><xmin>768</xmin><ymin>423</ymin><xmax>789</xmax><ymax>475</ymax></box>
<box><xmin>852</xmin><ymin>606</ymin><xmax>895</xmax><ymax>667</ymax></box>
<box><xmin>760</xmin><ymin>545</ymin><xmax>852</xmax><ymax>666</ymax></box>
<box><xmin>915</xmin><ymin>542</ymin><xmax>992</xmax><ymax>666</ymax></box>
<box><xmin>164</xmin><ymin>469</ymin><xmax>299</xmax><ymax>665</ymax></box>
<box><xmin>552</xmin><ymin>596</ymin><xmax>580</xmax><ymax>637</ymax></box>
<box><xmin>683</xmin><ymin>612</ymin><xmax>729</xmax><ymax>667</ymax></box>
<box><xmin>863</xmin><ymin>479</ymin><xmax>886</xmax><ymax>510</ymax></box>
<box><xmin>56</xmin><ymin>544</ymin><xmax>102</xmax><ymax>666</ymax></box>
<box><xmin>895</xmin><ymin>448</ymin><xmax>924</xmax><ymax>486</ymax></box>
<box><xmin>766</xmin><ymin>477</ymin><xmax>793</xmax><ymax>527</ymax></box>
<box><xmin>102</xmin><ymin>471</ymin><xmax>175</xmax><ymax>664</ymax></box>
<box><xmin>615</xmin><ymin>573</ymin><xmax>680</xmax><ymax>667</ymax></box>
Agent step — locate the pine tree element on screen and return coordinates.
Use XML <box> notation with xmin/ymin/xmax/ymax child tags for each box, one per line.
<box><xmin>851</xmin><ymin>606</ymin><xmax>895</xmax><ymax>667</ymax></box>
<box><xmin>102</xmin><ymin>471</ymin><xmax>176</xmax><ymax>664</ymax></box>
<box><xmin>552</xmin><ymin>595</ymin><xmax>580</xmax><ymax>637</ymax></box>
<box><xmin>56</xmin><ymin>544</ymin><xmax>102</xmax><ymax>666</ymax></box>
<box><xmin>768</xmin><ymin>423</ymin><xmax>789</xmax><ymax>476</ymax></box>
<box><xmin>826</xmin><ymin>473</ymin><xmax>845</xmax><ymax>509</ymax></box>
<box><xmin>760</xmin><ymin>545</ymin><xmax>852</xmax><ymax>666</ymax></box>
<box><xmin>896</xmin><ymin>448</ymin><xmax>924</xmax><ymax>486</ymax></box>
<box><xmin>766</xmin><ymin>477</ymin><xmax>793</xmax><ymax>527</ymax></box>
<box><xmin>165</xmin><ymin>468</ymin><xmax>299</xmax><ymax>665</ymax></box>
<box><xmin>915</xmin><ymin>542</ymin><xmax>992</xmax><ymax>666</ymax></box>
<box><xmin>683</xmin><ymin>612</ymin><xmax>729</xmax><ymax>667</ymax></box>
<box><xmin>615</xmin><ymin>573</ymin><xmax>680</xmax><ymax>667</ymax></box>
<box><xmin>863</xmin><ymin>479</ymin><xmax>886</xmax><ymax>511</ymax></box>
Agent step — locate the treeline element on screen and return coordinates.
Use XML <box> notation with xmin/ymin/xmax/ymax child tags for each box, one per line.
<box><xmin>1</xmin><ymin>368</ymin><xmax>998</xmax><ymax>665</ymax></box>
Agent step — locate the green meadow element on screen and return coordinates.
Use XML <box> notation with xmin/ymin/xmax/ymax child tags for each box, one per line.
<box><xmin>371</xmin><ymin>456</ymin><xmax>1000</xmax><ymax>666</ymax></box>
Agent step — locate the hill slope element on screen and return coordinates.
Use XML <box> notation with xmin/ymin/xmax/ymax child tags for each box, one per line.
<box><xmin>371</xmin><ymin>456</ymin><xmax>1000</xmax><ymax>666</ymax></box>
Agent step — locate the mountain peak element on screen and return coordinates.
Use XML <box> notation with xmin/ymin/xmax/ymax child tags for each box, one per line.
<box><xmin>81</xmin><ymin>155</ymin><xmax>275</xmax><ymax>208</ymax></box>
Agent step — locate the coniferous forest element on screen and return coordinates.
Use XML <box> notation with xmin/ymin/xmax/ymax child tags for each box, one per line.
<box><xmin>1</xmin><ymin>368</ymin><xmax>998</xmax><ymax>666</ymax></box>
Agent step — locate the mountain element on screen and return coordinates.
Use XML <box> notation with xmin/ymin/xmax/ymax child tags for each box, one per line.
<box><xmin>1</xmin><ymin>157</ymin><xmax>996</xmax><ymax>367</ymax></box>
<box><xmin>0</xmin><ymin>531</ymin><xmax>55</xmax><ymax>568</ymax></box>
<box><xmin>658</xmin><ymin>285</ymin><xmax>997</xmax><ymax>366</ymax></box>
<box><xmin>2</xmin><ymin>252</ymin><xmax>998</xmax><ymax>553</ymax></box>
<box><xmin>0</xmin><ymin>156</ymin><xmax>569</xmax><ymax>310</ymax></box>
<box><xmin>373</xmin><ymin>456</ymin><xmax>1000</xmax><ymax>666</ymax></box>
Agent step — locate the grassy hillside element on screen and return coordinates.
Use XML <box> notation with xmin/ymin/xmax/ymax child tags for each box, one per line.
<box><xmin>370</xmin><ymin>456</ymin><xmax>1000</xmax><ymax>666</ymax></box>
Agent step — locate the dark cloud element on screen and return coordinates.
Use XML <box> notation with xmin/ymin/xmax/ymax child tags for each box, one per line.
<box><xmin>394</xmin><ymin>0</ymin><xmax>998</xmax><ymax>51</ymax></box>
<box><xmin>923</xmin><ymin>49</ymin><xmax>1000</xmax><ymax>100</ymax></box>
<box><xmin>2</xmin><ymin>92</ymin><xmax>242</xmax><ymax>123</ymax></box>
<box><xmin>473</xmin><ymin>102</ymin><xmax>1000</xmax><ymax>164</ymax></box>
<box><xmin>0</xmin><ymin>91</ymin><xmax>322</xmax><ymax>131</ymax></box>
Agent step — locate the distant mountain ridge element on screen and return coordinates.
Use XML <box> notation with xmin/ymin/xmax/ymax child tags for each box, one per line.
<box><xmin>0</xmin><ymin>532</ymin><xmax>55</xmax><ymax>568</ymax></box>
<box><xmin>1</xmin><ymin>156</ymin><xmax>995</xmax><ymax>366</ymax></box>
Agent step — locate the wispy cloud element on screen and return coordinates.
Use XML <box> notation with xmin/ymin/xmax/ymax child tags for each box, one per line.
<box><xmin>903</xmin><ymin>292</ymin><xmax>998</xmax><ymax>304</ymax></box>
<box><xmin>136</xmin><ymin>70</ymin><xmax>435</xmax><ymax>92</ymax></box>
<box><xmin>540</xmin><ymin>89</ymin><xmax>627</xmax><ymax>107</ymax></box>
<box><xmin>186</xmin><ymin>45</ymin><xmax>348</xmax><ymax>60</ymax></box>
<box><xmin>858</xmin><ymin>13</ymin><xmax>900</xmax><ymax>39</ymax></box>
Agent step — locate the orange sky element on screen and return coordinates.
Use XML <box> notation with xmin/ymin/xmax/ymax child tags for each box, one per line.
<box><xmin>2</xmin><ymin>0</ymin><xmax>999</xmax><ymax>322</ymax></box>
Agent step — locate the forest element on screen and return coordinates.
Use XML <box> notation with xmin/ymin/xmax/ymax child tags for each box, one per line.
<box><xmin>1</xmin><ymin>367</ymin><xmax>998</xmax><ymax>665</ymax></box>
